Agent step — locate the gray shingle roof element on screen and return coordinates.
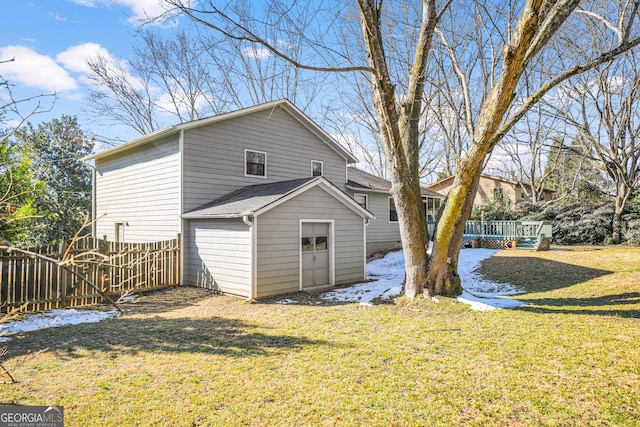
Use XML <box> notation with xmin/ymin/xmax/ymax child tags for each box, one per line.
<box><xmin>183</xmin><ymin>177</ymin><xmax>317</xmax><ymax>218</ymax></box>
<box><xmin>347</xmin><ymin>167</ymin><xmax>443</xmax><ymax>198</ymax></box>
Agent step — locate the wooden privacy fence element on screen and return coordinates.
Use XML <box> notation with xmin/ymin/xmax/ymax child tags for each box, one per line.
<box><xmin>1</xmin><ymin>236</ymin><xmax>180</xmax><ymax>314</ymax></box>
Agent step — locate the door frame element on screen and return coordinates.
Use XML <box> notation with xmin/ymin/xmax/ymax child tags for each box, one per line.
<box><xmin>299</xmin><ymin>219</ymin><xmax>335</xmax><ymax>290</ymax></box>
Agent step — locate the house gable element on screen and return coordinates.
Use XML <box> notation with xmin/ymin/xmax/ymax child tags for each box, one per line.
<box><xmin>181</xmin><ymin>107</ymin><xmax>355</xmax><ymax>211</ymax></box>
<box><xmin>183</xmin><ymin>176</ymin><xmax>373</xmax><ymax>220</ymax></box>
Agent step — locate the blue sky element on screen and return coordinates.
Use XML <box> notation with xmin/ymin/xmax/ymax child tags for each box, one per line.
<box><xmin>1</xmin><ymin>0</ymin><xmax>174</xmax><ymax>143</ymax></box>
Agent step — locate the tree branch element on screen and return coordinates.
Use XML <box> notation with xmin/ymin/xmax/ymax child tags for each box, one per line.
<box><xmin>491</xmin><ymin>36</ymin><xmax>640</xmax><ymax>147</ymax></box>
<box><xmin>164</xmin><ymin>1</ymin><xmax>375</xmax><ymax>73</ymax></box>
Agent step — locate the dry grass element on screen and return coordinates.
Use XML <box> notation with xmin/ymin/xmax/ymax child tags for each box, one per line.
<box><xmin>0</xmin><ymin>246</ymin><xmax>639</xmax><ymax>426</ymax></box>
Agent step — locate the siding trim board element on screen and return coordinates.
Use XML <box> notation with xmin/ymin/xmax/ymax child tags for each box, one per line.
<box><xmin>247</xmin><ymin>215</ymin><xmax>258</xmax><ymax>301</ymax></box>
<box><xmin>179</xmin><ymin>129</ymin><xmax>186</xmax><ymax>285</ymax></box>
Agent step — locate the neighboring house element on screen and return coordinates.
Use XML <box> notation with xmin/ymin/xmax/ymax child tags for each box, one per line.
<box><xmin>427</xmin><ymin>174</ymin><xmax>554</xmax><ymax>209</ymax></box>
<box><xmin>347</xmin><ymin>167</ymin><xmax>445</xmax><ymax>253</ymax></box>
<box><xmin>87</xmin><ymin>99</ymin><xmax>373</xmax><ymax>300</ymax></box>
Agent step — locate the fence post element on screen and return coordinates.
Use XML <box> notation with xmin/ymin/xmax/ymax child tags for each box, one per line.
<box><xmin>98</xmin><ymin>236</ymin><xmax>109</xmax><ymax>297</ymax></box>
<box><xmin>59</xmin><ymin>241</ymin><xmax>68</xmax><ymax>309</ymax></box>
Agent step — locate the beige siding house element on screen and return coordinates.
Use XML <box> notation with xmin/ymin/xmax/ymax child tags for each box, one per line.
<box><xmin>87</xmin><ymin>100</ymin><xmax>372</xmax><ymax>300</ymax></box>
<box><xmin>427</xmin><ymin>174</ymin><xmax>555</xmax><ymax>209</ymax></box>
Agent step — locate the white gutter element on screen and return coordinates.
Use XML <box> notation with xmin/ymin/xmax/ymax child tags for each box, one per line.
<box><xmin>242</xmin><ymin>215</ymin><xmax>257</xmax><ymax>302</ymax></box>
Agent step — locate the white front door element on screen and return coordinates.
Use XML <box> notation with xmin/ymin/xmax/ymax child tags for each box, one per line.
<box><xmin>301</xmin><ymin>222</ymin><xmax>330</xmax><ymax>288</ymax></box>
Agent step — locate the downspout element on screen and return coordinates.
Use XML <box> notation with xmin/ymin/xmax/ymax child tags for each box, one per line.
<box><xmin>364</xmin><ymin>218</ymin><xmax>371</xmax><ymax>277</ymax></box>
<box><xmin>242</xmin><ymin>214</ymin><xmax>257</xmax><ymax>302</ymax></box>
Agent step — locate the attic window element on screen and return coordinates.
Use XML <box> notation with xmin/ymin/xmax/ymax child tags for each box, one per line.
<box><xmin>311</xmin><ymin>160</ymin><xmax>323</xmax><ymax>177</ymax></box>
<box><xmin>245</xmin><ymin>149</ymin><xmax>267</xmax><ymax>177</ymax></box>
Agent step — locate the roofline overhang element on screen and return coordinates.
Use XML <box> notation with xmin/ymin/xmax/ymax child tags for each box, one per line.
<box><xmin>181</xmin><ymin>212</ymin><xmax>253</xmax><ymax>219</ymax></box>
<box><xmin>346</xmin><ymin>184</ymin><xmax>445</xmax><ymax>199</ymax></box>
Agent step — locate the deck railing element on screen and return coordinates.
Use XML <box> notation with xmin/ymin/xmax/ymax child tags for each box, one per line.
<box><xmin>426</xmin><ymin>220</ymin><xmax>552</xmax><ymax>241</ymax></box>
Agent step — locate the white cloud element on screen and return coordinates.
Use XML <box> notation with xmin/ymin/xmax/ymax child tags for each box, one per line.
<box><xmin>242</xmin><ymin>46</ymin><xmax>271</xmax><ymax>59</ymax></box>
<box><xmin>0</xmin><ymin>45</ymin><xmax>77</xmax><ymax>92</ymax></box>
<box><xmin>71</xmin><ymin>0</ymin><xmax>171</xmax><ymax>23</ymax></box>
<box><xmin>57</xmin><ymin>43</ymin><xmax>147</xmax><ymax>95</ymax></box>
<box><xmin>56</xmin><ymin>42</ymin><xmax>111</xmax><ymax>74</ymax></box>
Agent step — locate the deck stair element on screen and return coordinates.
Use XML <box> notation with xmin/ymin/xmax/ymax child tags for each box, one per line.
<box><xmin>515</xmin><ymin>236</ymin><xmax>538</xmax><ymax>250</ymax></box>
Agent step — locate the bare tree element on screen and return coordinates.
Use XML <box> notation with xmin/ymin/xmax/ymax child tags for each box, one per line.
<box><xmin>495</xmin><ymin>99</ymin><xmax>570</xmax><ymax>204</ymax></box>
<box><xmin>86</xmin><ymin>21</ymin><xmax>335</xmax><ymax>139</ymax></box>
<box><xmin>1</xmin><ymin>60</ymin><xmax>57</xmax><ymax>241</ymax></box>
<box><xmin>554</xmin><ymin>54</ymin><xmax>640</xmax><ymax>242</ymax></box>
<box><xmin>86</xmin><ymin>53</ymin><xmax>159</xmax><ymax>135</ymax></box>
<box><xmin>1</xmin><ymin>59</ymin><xmax>56</xmax><ymax>144</ymax></box>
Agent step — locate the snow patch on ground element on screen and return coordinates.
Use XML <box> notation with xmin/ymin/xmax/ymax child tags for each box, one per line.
<box><xmin>455</xmin><ymin>248</ymin><xmax>526</xmax><ymax>311</ymax></box>
<box><xmin>320</xmin><ymin>250</ymin><xmax>405</xmax><ymax>305</ymax></box>
<box><xmin>0</xmin><ymin>309</ymin><xmax>120</xmax><ymax>342</ymax></box>
<box><xmin>276</xmin><ymin>247</ymin><xmax>525</xmax><ymax>311</ymax></box>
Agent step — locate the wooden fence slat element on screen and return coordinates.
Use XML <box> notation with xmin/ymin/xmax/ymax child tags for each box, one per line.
<box><xmin>1</xmin><ymin>236</ymin><xmax>180</xmax><ymax>314</ymax></box>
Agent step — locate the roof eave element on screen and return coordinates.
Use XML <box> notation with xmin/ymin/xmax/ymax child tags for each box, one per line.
<box><xmin>84</xmin><ymin>126</ymin><xmax>179</xmax><ymax>161</ymax></box>
<box><xmin>181</xmin><ymin>211</ymin><xmax>253</xmax><ymax>220</ymax></box>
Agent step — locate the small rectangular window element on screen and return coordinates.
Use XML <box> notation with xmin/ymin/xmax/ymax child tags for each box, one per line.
<box><xmin>301</xmin><ymin>236</ymin><xmax>313</xmax><ymax>251</ymax></box>
<box><xmin>315</xmin><ymin>236</ymin><xmax>328</xmax><ymax>251</ymax></box>
<box><xmin>115</xmin><ymin>222</ymin><xmax>125</xmax><ymax>242</ymax></box>
<box><xmin>245</xmin><ymin>149</ymin><xmax>267</xmax><ymax>177</ymax></box>
<box><xmin>311</xmin><ymin>160</ymin><xmax>323</xmax><ymax>177</ymax></box>
<box><xmin>389</xmin><ymin>197</ymin><xmax>398</xmax><ymax>222</ymax></box>
<box><xmin>354</xmin><ymin>193</ymin><xmax>368</xmax><ymax>210</ymax></box>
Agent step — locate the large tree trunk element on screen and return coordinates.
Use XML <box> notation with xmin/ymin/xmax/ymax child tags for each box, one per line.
<box><xmin>357</xmin><ymin>0</ymin><xmax>437</xmax><ymax>298</ymax></box>
<box><xmin>390</xmin><ymin>168</ymin><xmax>429</xmax><ymax>298</ymax></box>
<box><xmin>426</xmin><ymin>166</ymin><xmax>481</xmax><ymax>296</ymax></box>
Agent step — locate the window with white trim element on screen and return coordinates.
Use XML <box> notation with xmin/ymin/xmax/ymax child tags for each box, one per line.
<box><xmin>388</xmin><ymin>197</ymin><xmax>398</xmax><ymax>222</ymax></box>
<box><xmin>423</xmin><ymin>197</ymin><xmax>442</xmax><ymax>221</ymax></box>
<box><xmin>245</xmin><ymin>149</ymin><xmax>267</xmax><ymax>177</ymax></box>
<box><xmin>311</xmin><ymin>160</ymin><xmax>323</xmax><ymax>177</ymax></box>
<box><xmin>354</xmin><ymin>193</ymin><xmax>368</xmax><ymax>209</ymax></box>
<box><xmin>115</xmin><ymin>222</ymin><xmax>125</xmax><ymax>242</ymax></box>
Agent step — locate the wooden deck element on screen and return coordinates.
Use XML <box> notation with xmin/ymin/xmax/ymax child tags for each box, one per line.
<box><xmin>427</xmin><ymin>220</ymin><xmax>552</xmax><ymax>250</ymax></box>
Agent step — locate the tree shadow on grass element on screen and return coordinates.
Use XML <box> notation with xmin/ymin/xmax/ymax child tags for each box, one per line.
<box><xmin>5</xmin><ymin>315</ymin><xmax>333</xmax><ymax>361</ymax></box>
<box><xmin>114</xmin><ymin>286</ymin><xmax>220</xmax><ymax>315</ymax></box>
<box><xmin>514</xmin><ymin>292</ymin><xmax>640</xmax><ymax>318</ymax></box>
<box><xmin>479</xmin><ymin>255</ymin><xmax>640</xmax><ymax>317</ymax></box>
<box><xmin>479</xmin><ymin>256</ymin><xmax>613</xmax><ymax>293</ymax></box>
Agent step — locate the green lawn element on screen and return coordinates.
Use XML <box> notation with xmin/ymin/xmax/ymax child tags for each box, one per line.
<box><xmin>1</xmin><ymin>246</ymin><xmax>639</xmax><ymax>426</ymax></box>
